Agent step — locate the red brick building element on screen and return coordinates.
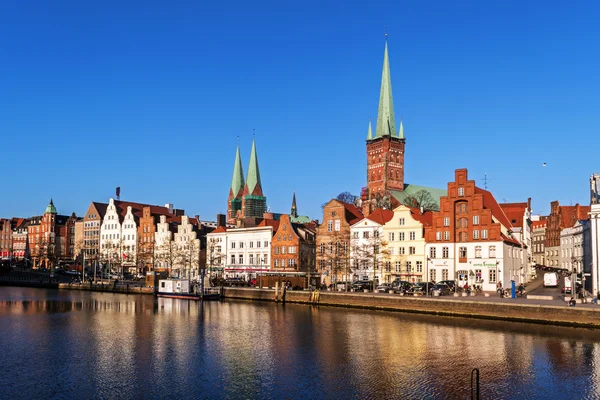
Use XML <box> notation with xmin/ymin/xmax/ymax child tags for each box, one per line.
<box><xmin>317</xmin><ymin>199</ymin><xmax>363</xmax><ymax>285</ymax></box>
<box><xmin>271</xmin><ymin>214</ymin><xmax>316</xmax><ymax>276</ymax></box>
<box><xmin>544</xmin><ymin>201</ymin><xmax>590</xmax><ymax>268</ymax></box>
<box><xmin>0</xmin><ymin>219</ymin><xmax>12</xmax><ymax>260</ymax></box>
<box><xmin>424</xmin><ymin>169</ymin><xmax>527</xmax><ymax>290</ymax></box>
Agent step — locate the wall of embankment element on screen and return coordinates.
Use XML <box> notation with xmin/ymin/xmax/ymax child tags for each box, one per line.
<box><xmin>58</xmin><ymin>283</ymin><xmax>154</xmax><ymax>295</ymax></box>
<box><xmin>223</xmin><ymin>288</ymin><xmax>600</xmax><ymax>329</ymax></box>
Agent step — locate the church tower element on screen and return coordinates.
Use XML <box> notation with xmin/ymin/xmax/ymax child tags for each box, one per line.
<box><xmin>365</xmin><ymin>37</ymin><xmax>405</xmax><ymax>204</ymax></box>
<box><xmin>241</xmin><ymin>139</ymin><xmax>267</xmax><ymax>218</ymax></box>
<box><xmin>227</xmin><ymin>145</ymin><xmax>245</xmax><ymax>224</ymax></box>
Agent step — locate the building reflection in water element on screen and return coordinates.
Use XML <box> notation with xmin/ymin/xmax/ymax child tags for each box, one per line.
<box><xmin>1</xmin><ymin>288</ymin><xmax>600</xmax><ymax>399</ymax></box>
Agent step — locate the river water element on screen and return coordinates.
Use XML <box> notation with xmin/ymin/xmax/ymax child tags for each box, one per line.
<box><xmin>1</xmin><ymin>287</ymin><xmax>600</xmax><ymax>399</ymax></box>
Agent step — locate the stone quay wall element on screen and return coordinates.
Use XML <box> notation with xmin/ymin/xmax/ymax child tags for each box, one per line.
<box><xmin>223</xmin><ymin>288</ymin><xmax>600</xmax><ymax>329</ymax></box>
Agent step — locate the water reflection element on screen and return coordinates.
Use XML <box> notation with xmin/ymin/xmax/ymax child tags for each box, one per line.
<box><xmin>1</xmin><ymin>288</ymin><xmax>600</xmax><ymax>399</ymax></box>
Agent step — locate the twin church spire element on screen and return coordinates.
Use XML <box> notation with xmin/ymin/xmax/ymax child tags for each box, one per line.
<box><xmin>227</xmin><ymin>139</ymin><xmax>266</xmax><ymax>223</ymax></box>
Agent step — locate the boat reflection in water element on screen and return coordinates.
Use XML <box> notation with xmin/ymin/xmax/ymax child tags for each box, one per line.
<box><xmin>0</xmin><ymin>287</ymin><xmax>599</xmax><ymax>399</ymax></box>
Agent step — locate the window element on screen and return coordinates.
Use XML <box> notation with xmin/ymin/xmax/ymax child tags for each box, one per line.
<box><xmin>430</xmin><ymin>247</ymin><xmax>436</xmax><ymax>258</ymax></box>
<box><xmin>399</xmin><ymin>218</ymin><xmax>405</xmax><ymax>225</ymax></box>
<box><xmin>275</xmin><ymin>247</ymin><xmax>280</xmax><ymax>255</ymax></box>
<box><xmin>475</xmin><ymin>246</ymin><xmax>482</xmax><ymax>258</ymax></box>
<box><xmin>231</xmin><ymin>242</ymin><xmax>236</xmax><ymax>249</ymax></box>
<box><xmin>353</xmin><ymin>232</ymin><xmax>359</xmax><ymax>239</ymax></box>
<box><xmin>442</xmin><ymin>269</ymin><xmax>449</xmax><ymax>281</ymax></box>
<box><xmin>482</xmin><ymin>229</ymin><xmax>488</xmax><ymax>239</ymax></box>
<box><xmin>406</xmin><ymin>261</ymin><xmax>412</xmax><ymax>272</ymax></box>
<box><xmin>385</xmin><ymin>262</ymin><xmax>391</xmax><ymax>272</ymax></box>
<box><xmin>489</xmin><ymin>245</ymin><xmax>496</xmax><ymax>258</ymax></box>
<box><xmin>239</xmin><ymin>242</ymin><xmax>244</xmax><ymax>249</ymax></box>
<box><xmin>473</xmin><ymin>216</ymin><xmax>479</xmax><ymax>225</ymax></box>
<box><xmin>327</xmin><ymin>221</ymin><xmax>333</xmax><ymax>232</ymax></box>
<box><xmin>409</xmin><ymin>232</ymin><xmax>416</xmax><ymax>240</ymax></box>
<box><xmin>363</xmin><ymin>231</ymin><xmax>370</xmax><ymax>239</ymax></box>
<box><xmin>416</xmin><ymin>261</ymin><xmax>423</xmax><ymax>273</ymax></box>
<box><xmin>389</xmin><ymin>232</ymin><xmax>395</xmax><ymax>241</ymax></box>
<box><xmin>334</xmin><ymin>220</ymin><xmax>341</xmax><ymax>231</ymax></box>
<box><xmin>230</xmin><ymin>254</ymin><xmax>235</xmax><ymax>264</ymax></box>
<box><xmin>409</xmin><ymin>246</ymin><xmax>416</xmax><ymax>255</ymax></box>
<box><xmin>264</xmin><ymin>241</ymin><xmax>268</xmax><ymax>247</ymax></box>
<box><xmin>257</xmin><ymin>241</ymin><xmax>261</xmax><ymax>248</ymax></box>
<box><xmin>282</xmin><ymin>246</ymin><xmax>286</xmax><ymax>254</ymax></box>
<box><xmin>459</xmin><ymin>232</ymin><xmax>468</xmax><ymax>242</ymax></box>
<box><xmin>473</xmin><ymin>230</ymin><xmax>479</xmax><ymax>239</ymax></box>
<box><xmin>275</xmin><ymin>259</ymin><xmax>279</xmax><ymax>267</ymax></box>
<box><xmin>436</xmin><ymin>232</ymin><xmax>442</xmax><ymax>241</ymax></box>
<box><xmin>444</xmin><ymin>231</ymin><xmax>450</xmax><ymax>240</ymax></box>
<box><xmin>489</xmin><ymin>269</ymin><xmax>496</xmax><ymax>283</ymax></box>
<box><xmin>238</xmin><ymin>254</ymin><xmax>243</xmax><ymax>264</ymax></box>
<box><xmin>249</xmin><ymin>254</ymin><xmax>254</xmax><ymax>264</ymax></box>
<box><xmin>430</xmin><ymin>269</ymin><xmax>436</xmax><ymax>282</ymax></box>
<box><xmin>456</xmin><ymin>203</ymin><xmax>468</xmax><ymax>213</ymax></box>
<box><xmin>264</xmin><ymin>255</ymin><xmax>268</xmax><ymax>264</ymax></box>
<box><xmin>399</xmin><ymin>247</ymin><xmax>405</xmax><ymax>255</ymax></box>
<box><xmin>374</xmin><ymin>230</ymin><xmax>379</xmax><ymax>238</ymax></box>
<box><xmin>475</xmin><ymin>269</ymin><xmax>482</xmax><ymax>283</ymax></box>
<box><xmin>459</xmin><ymin>246</ymin><xmax>467</xmax><ymax>259</ymax></box>
<box><xmin>458</xmin><ymin>187</ymin><xmax>464</xmax><ymax>196</ymax></box>
<box><xmin>249</xmin><ymin>241</ymin><xmax>254</xmax><ymax>248</ymax></box>
<box><xmin>395</xmin><ymin>262</ymin><xmax>401</xmax><ymax>272</ymax></box>
<box><xmin>399</xmin><ymin>232</ymin><xmax>405</xmax><ymax>241</ymax></box>
<box><xmin>443</xmin><ymin>217</ymin><xmax>450</xmax><ymax>226</ymax></box>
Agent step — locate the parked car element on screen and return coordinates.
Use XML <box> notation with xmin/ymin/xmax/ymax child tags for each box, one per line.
<box><xmin>409</xmin><ymin>282</ymin><xmax>428</xmax><ymax>294</ymax></box>
<box><xmin>352</xmin><ymin>281</ymin><xmax>373</xmax><ymax>291</ymax></box>
<box><xmin>391</xmin><ymin>280</ymin><xmax>412</xmax><ymax>292</ymax></box>
<box><xmin>431</xmin><ymin>284</ymin><xmax>451</xmax><ymax>296</ymax></box>
<box><xmin>437</xmin><ymin>280</ymin><xmax>456</xmax><ymax>292</ymax></box>
<box><xmin>335</xmin><ymin>281</ymin><xmax>352</xmax><ymax>291</ymax></box>
<box><xmin>376</xmin><ymin>283</ymin><xmax>392</xmax><ymax>293</ymax></box>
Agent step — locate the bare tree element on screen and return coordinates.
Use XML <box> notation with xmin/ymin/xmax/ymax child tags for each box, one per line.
<box><xmin>402</xmin><ymin>189</ymin><xmax>438</xmax><ymax>212</ymax></box>
<box><xmin>351</xmin><ymin>228</ymin><xmax>391</xmax><ymax>290</ymax></box>
<box><xmin>336</xmin><ymin>192</ymin><xmax>359</xmax><ymax>204</ymax></box>
<box><xmin>206</xmin><ymin>238</ymin><xmax>226</xmax><ymax>280</ymax></box>
<box><xmin>316</xmin><ymin>229</ymin><xmax>351</xmax><ymax>287</ymax></box>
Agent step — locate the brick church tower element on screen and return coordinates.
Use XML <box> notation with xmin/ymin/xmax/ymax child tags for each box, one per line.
<box><xmin>363</xmin><ymin>37</ymin><xmax>405</xmax><ymax>214</ymax></box>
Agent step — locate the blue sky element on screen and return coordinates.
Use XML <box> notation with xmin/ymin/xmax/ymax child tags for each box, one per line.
<box><xmin>1</xmin><ymin>1</ymin><xmax>599</xmax><ymax>221</ymax></box>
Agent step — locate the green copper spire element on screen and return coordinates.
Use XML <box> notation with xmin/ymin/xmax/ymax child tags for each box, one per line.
<box><xmin>230</xmin><ymin>145</ymin><xmax>245</xmax><ymax>196</ymax></box>
<box><xmin>367</xmin><ymin>120</ymin><xmax>373</xmax><ymax>140</ymax></box>
<box><xmin>375</xmin><ymin>40</ymin><xmax>396</xmax><ymax>138</ymax></box>
<box><xmin>45</xmin><ymin>198</ymin><xmax>57</xmax><ymax>214</ymax></box>
<box><xmin>399</xmin><ymin>119</ymin><xmax>404</xmax><ymax>139</ymax></box>
<box><xmin>245</xmin><ymin>139</ymin><xmax>262</xmax><ymax>195</ymax></box>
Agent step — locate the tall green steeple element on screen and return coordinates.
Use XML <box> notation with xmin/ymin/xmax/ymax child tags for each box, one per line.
<box><xmin>398</xmin><ymin>120</ymin><xmax>404</xmax><ymax>139</ymax></box>
<box><xmin>366</xmin><ymin>119</ymin><xmax>373</xmax><ymax>140</ymax></box>
<box><xmin>245</xmin><ymin>139</ymin><xmax>262</xmax><ymax>195</ymax></box>
<box><xmin>230</xmin><ymin>145</ymin><xmax>245</xmax><ymax>196</ymax></box>
<box><xmin>374</xmin><ymin>40</ymin><xmax>396</xmax><ymax>138</ymax></box>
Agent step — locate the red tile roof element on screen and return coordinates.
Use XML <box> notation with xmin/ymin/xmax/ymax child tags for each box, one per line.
<box><xmin>474</xmin><ymin>187</ymin><xmax>513</xmax><ymax>229</ymax></box>
<box><xmin>499</xmin><ymin>202</ymin><xmax>528</xmax><ymax>227</ymax></box>
<box><xmin>366</xmin><ymin>208</ymin><xmax>395</xmax><ymax>225</ymax></box>
<box><xmin>531</xmin><ymin>220</ymin><xmax>547</xmax><ymax>229</ymax></box>
<box><xmin>341</xmin><ymin>201</ymin><xmax>364</xmax><ymax>225</ymax></box>
<box><xmin>560</xmin><ymin>204</ymin><xmax>590</xmax><ymax>228</ymax></box>
<box><xmin>407</xmin><ymin>207</ymin><xmax>433</xmax><ymax>227</ymax></box>
<box><xmin>211</xmin><ymin>226</ymin><xmax>228</xmax><ymax>233</ymax></box>
<box><xmin>258</xmin><ymin>219</ymin><xmax>280</xmax><ymax>231</ymax></box>
<box><xmin>501</xmin><ymin>233</ymin><xmax>522</xmax><ymax>246</ymax></box>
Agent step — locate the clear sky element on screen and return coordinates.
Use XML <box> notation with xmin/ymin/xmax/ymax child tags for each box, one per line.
<box><xmin>1</xmin><ymin>1</ymin><xmax>599</xmax><ymax>221</ymax></box>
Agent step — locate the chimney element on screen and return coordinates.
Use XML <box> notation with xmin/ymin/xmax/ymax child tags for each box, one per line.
<box><xmin>165</xmin><ymin>203</ymin><xmax>174</xmax><ymax>213</ymax></box>
<box><xmin>194</xmin><ymin>215</ymin><xmax>200</xmax><ymax>223</ymax></box>
<box><xmin>216</xmin><ymin>214</ymin><xmax>226</xmax><ymax>228</ymax></box>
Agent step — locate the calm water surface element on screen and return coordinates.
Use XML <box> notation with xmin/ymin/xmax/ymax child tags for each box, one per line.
<box><xmin>1</xmin><ymin>287</ymin><xmax>600</xmax><ymax>399</ymax></box>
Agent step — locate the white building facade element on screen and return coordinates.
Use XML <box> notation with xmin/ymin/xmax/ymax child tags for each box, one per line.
<box><xmin>206</xmin><ymin>226</ymin><xmax>273</xmax><ymax>281</ymax></box>
<box><xmin>99</xmin><ymin>198</ymin><xmax>123</xmax><ymax>272</ymax></box>
<box><xmin>172</xmin><ymin>215</ymin><xmax>200</xmax><ymax>280</ymax></box>
<box><xmin>121</xmin><ymin>206</ymin><xmax>138</xmax><ymax>271</ymax></box>
<box><xmin>591</xmin><ymin>204</ymin><xmax>600</xmax><ymax>295</ymax></box>
<box><xmin>350</xmin><ymin>216</ymin><xmax>387</xmax><ymax>284</ymax></box>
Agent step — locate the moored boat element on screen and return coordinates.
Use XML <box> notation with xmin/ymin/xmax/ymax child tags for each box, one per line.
<box><xmin>157</xmin><ymin>278</ymin><xmax>221</xmax><ymax>301</ymax></box>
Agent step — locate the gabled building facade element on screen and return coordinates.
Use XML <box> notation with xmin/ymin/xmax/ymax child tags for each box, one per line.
<box><xmin>350</xmin><ymin>208</ymin><xmax>394</xmax><ymax>284</ymax></box>
<box><xmin>545</xmin><ymin>201</ymin><xmax>590</xmax><ymax>268</ymax></box>
<box><xmin>381</xmin><ymin>205</ymin><xmax>432</xmax><ymax>284</ymax></box>
<box><xmin>531</xmin><ymin>220</ymin><xmax>548</xmax><ymax>267</ymax></box>
<box><xmin>271</xmin><ymin>214</ymin><xmax>316</xmax><ymax>276</ymax></box>
<box><xmin>560</xmin><ymin>220</ymin><xmax>591</xmax><ymax>288</ymax></box>
<box><xmin>317</xmin><ymin>199</ymin><xmax>363</xmax><ymax>285</ymax></box>
<box><xmin>424</xmin><ymin>169</ymin><xmax>527</xmax><ymax>291</ymax></box>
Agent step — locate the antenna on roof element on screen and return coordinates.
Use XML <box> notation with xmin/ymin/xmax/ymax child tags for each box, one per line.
<box><xmin>481</xmin><ymin>174</ymin><xmax>491</xmax><ymax>190</ymax></box>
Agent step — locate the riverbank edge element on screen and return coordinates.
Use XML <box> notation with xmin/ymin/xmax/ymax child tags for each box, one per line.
<box><xmin>57</xmin><ymin>283</ymin><xmax>154</xmax><ymax>295</ymax></box>
<box><xmin>222</xmin><ymin>288</ymin><xmax>600</xmax><ymax>330</ymax></box>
